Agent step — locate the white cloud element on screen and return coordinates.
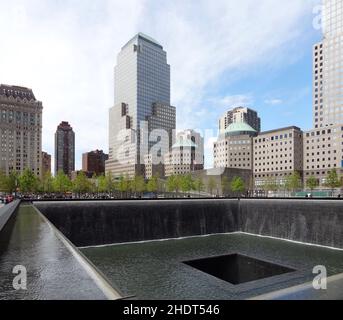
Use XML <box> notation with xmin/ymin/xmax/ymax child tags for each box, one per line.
<box><xmin>264</xmin><ymin>99</ymin><xmax>283</xmax><ymax>105</ymax></box>
<box><xmin>0</xmin><ymin>0</ymin><xmax>317</xmax><ymax>170</ymax></box>
<box><xmin>211</xmin><ymin>94</ymin><xmax>254</xmax><ymax>108</ymax></box>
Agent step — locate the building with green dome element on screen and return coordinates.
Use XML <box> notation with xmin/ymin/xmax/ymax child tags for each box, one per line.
<box><xmin>214</xmin><ymin>121</ymin><xmax>257</xmax><ymax>170</ymax></box>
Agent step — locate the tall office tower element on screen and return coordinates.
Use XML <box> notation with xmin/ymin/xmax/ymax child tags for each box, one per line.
<box><xmin>0</xmin><ymin>85</ymin><xmax>42</xmax><ymax>177</ymax></box>
<box><xmin>82</xmin><ymin>150</ymin><xmax>108</xmax><ymax>176</ymax></box>
<box><xmin>55</xmin><ymin>121</ymin><xmax>75</xmax><ymax>176</ymax></box>
<box><xmin>41</xmin><ymin>151</ymin><xmax>51</xmax><ymax>176</ymax></box>
<box><xmin>313</xmin><ymin>0</ymin><xmax>343</xmax><ymax>128</ymax></box>
<box><xmin>106</xmin><ymin>33</ymin><xmax>175</xmax><ymax>178</ymax></box>
<box><xmin>219</xmin><ymin>107</ymin><xmax>261</xmax><ymax>133</ymax></box>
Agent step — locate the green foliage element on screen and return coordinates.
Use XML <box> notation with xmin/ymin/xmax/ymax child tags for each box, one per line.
<box><xmin>147</xmin><ymin>176</ymin><xmax>158</xmax><ymax>193</ymax></box>
<box><xmin>180</xmin><ymin>174</ymin><xmax>194</xmax><ymax>193</ymax></box>
<box><xmin>105</xmin><ymin>172</ymin><xmax>115</xmax><ymax>193</ymax></box>
<box><xmin>19</xmin><ymin>169</ymin><xmax>39</xmax><ymax>193</ymax></box>
<box><xmin>53</xmin><ymin>171</ymin><xmax>72</xmax><ymax>193</ymax></box>
<box><xmin>221</xmin><ymin>176</ymin><xmax>230</xmax><ymax>196</ymax></box>
<box><xmin>131</xmin><ymin>175</ymin><xmax>146</xmax><ymax>194</ymax></box>
<box><xmin>325</xmin><ymin>169</ymin><xmax>341</xmax><ymax>190</ymax></box>
<box><xmin>285</xmin><ymin>171</ymin><xmax>302</xmax><ymax>192</ymax></box>
<box><xmin>97</xmin><ymin>175</ymin><xmax>107</xmax><ymax>193</ymax></box>
<box><xmin>166</xmin><ymin>175</ymin><xmax>176</xmax><ymax>193</ymax></box>
<box><xmin>306</xmin><ymin>176</ymin><xmax>319</xmax><ymax>191</ymax></box>
<box><xmin>207</xmin><ymin>177</ymin><xmax>217</xmax><ymax>196</ymax></box>
<box><xmin>230</xmin><ymin>176</ymin><xmax>245</xmax><ymax>194</ymax></box>
<box><xmin>72</xmin><ymin>171</ymin><xmax>92</xmax><ymax>194</ymax></box>
<box><xmin>263</xmin><ymin>177</ymin><xmax>279</xmax><ymax>192</ymax></box>
<box><xmin>118</xmin><ymin>175</ymin><xmax>130</xmax><ymax>193</ymax></box>
<box><xmin>41</xmin><ymin>171</ymin><xmax>54</xmax><ymax>193</ymax></box>
<box><xmin>193</xmin><ymin>177</ymin><xmax>204</xmax><ymax>195</ymax></box>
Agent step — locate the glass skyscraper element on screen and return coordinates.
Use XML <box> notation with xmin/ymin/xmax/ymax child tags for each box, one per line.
<box><xmin>313</xmin><ymin>0</ymin><xmax>343</xmax><ymax>128</ymax></box>
<box><xmin>106</xmin><ymin>33</ymin><xmax>175</xmax><ymax>178</ymax></box>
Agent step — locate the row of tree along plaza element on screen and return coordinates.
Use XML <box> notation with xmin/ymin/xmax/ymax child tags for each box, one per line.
<box><xmin>0</xmin><ymin>168</ymin><xmax>342</xmax><ymax>200</ymax></box>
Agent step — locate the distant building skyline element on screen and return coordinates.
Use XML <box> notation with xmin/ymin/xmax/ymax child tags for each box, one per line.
<box><xmin>55</xmin><ymin>121</ymin><xmax>75</xmax><ymax>176</ymax></box>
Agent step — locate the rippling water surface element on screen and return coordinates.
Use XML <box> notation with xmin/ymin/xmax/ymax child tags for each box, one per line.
<box><xmin>82</xmin><ymin>234</ymin><xmax>343</xmax><ymax>300</ymax></box>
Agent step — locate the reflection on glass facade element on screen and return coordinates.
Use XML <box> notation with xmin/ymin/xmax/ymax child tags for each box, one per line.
<box><xmin>107</xmin><ymin>33</ymin><xmax>174</xmax><ymax>178</ymax></box>
<box><xmin>314</xmin><ymin>0</ymin><xmax>343</xmax><ymax>128</ymax></box>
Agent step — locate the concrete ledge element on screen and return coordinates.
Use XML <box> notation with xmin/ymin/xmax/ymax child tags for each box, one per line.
<box><xmin>0</xmin><ymin>200</ymin><xmax>20</xmax><ymax>232</ymax></box>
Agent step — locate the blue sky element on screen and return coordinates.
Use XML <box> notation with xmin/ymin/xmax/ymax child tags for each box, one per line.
<box><xmin>0</xmin><ymin>0</ymin><xmax>322</xmax><ymax>170</ymax></box>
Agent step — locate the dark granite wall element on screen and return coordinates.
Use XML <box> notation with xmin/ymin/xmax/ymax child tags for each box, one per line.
<box><xmin>239</xmin><ymin>199</ymin><xmax>343</xmax><ymax>249</ymax></box>
<box><xmin>35</xmin><ymin>200</ymin><xmax>238</xmax><ymax>247</ymax></box>
<box><xmin>34</xmin><ymin>199</ymin><xmax>343</xmax><ymax>249</ymax></box>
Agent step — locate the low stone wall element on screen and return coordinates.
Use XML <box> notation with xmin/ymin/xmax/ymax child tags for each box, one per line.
<box><xmin>239</xmin><ymin>199</ymin><xmax>343</xmax><ymax>249</ymax></box>
<box><xmin>0</xmin><ymin>200</ymin><xmax>21</xmax><ymax>232</ymax></box>
<box><xmin>34</xmin><ymin>199</ymin><xmax>343</xmax><ymax>249</ymax></box>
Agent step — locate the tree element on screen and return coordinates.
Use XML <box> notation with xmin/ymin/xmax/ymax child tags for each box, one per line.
<box><xmin>131</xmin><ymin>175</ymin><xmax>146</xmax><ymax>197</ymax></box>
<box><xmin>207</xmin><ymin>177</ymin><xmax>217</xmax><ymax>196</ymax></box>
<box><xmin>72</xmin><ymin>171</ymin><xmax>92</xmax><ymax>195</ymax></box>
<box><xmin>118</xmin><ymin>175</ymin><xmax>130</xmax><ymax>198</ymax></box>
<box><xmin>285</xmin><ymin>171</ymin><xmax>302</xmax><ymax>194</ymax></box>
<box><xmin>306</xmin><ymin>176</ymin><xmax>319</xmax><ymax>192</ymax></box>
<box><xmin>166</xmin><ymin>175</ymin><xmax>177</xmax><ymax>193</ymax></box>
<box><xmin>193</xmin><ymin>177</ymin><xmax>204</xmax><ymax>197</ymax></box>
<box><xmin>263</xmin><ymin>177</ymin><xmax>279</xmax><ymax>193</ymax></box>
<box><xmin>147</xmin><ymin>176</ymin><xmax>158</xmax><ymax>193</ymax></box>
<box><xmin>19</xmin><ymin>169</ymin><xmax>39</xmax><ymax>193</ymax></box>
<box><xmin>53</xmin><ymin>171</ymin><xmax>72</xmax><ymax>193</ymax></box>
<box><xmin>97</xmin><ymin>175</ymin><xmax>107</xmax><ymax>193</ymax></box>
<box><xmin>221</xmin><ymin>176</ymin><xmax>230</xmax><ymax>197</ymax></box>
<box><xmin>105</xmin><ymin>172</ymin><xmax>115</xmax><ymax>194</ymax></box>
<box><xmin>0</xmin><ymin>170</ymin><xmax>9</xmax><ymax>192</ymax></box>
<box><xmin>0</xmin><ymin>171</ymin><xmax>19</xmax><ymax>194</ymax></box>
<box><xmin>180</xmin><ymin>174</ymin><xmax>193</xmax><ymax>195</ymax></box>
<box><xmin>325</xmin><ymin>169</ymin><xmax>341</xmax><ymax>195</ymax></box>
<box><xmin>41</xmin><ymin>172</ymin><xmax>54</xmax><ymax>193</ymax></box>
<box><xmin>230</xmin><ymin>176</ymin><xmax>245</xmax><ymax>195</ymax></box>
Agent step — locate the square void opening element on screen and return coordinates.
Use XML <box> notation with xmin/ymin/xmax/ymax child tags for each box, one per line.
<box><xmin>184</xmin><ymin>254</ymin><xmax>295</xmax><ymax>285</ymax></box>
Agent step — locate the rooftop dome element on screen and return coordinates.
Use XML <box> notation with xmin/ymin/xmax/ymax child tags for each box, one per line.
<box><xmin>224</xmin><ymin>122</ymin><xmax>257</xmax><ymax>136</ymax></box>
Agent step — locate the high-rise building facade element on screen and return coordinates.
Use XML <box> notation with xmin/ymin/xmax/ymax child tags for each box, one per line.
<box><xmin>55</xmin><ymin>121</ymin><xmax>75</xmax><ymax>176</ymax></box>
<box><xmin>313</xmin><ymin>0</ymin><xmax>343</xmax><ymax>128</ymax></box>
<box><xmin>41</xmin><ymin>151</ymin><xmax>51</xmax><ymax>176</ymax></box>
<box><xmin>214</xmin><ymin>122</ymin><xmax>257</xmax><ymax>170</ymax></box>
<box><xmin>106</xmin><ymin>33</ymin><xmax>175</xmax><ymax>178</ymax></box>
<box><xmin>219</xmin><ymin>107</ymin><xmax>261</xmax><ymax>133</ymax></box>
<box><xmin>82</xmin><ymin>150</ymin><xmax>108</xmax><ymax>176</ymax></box>
<box><xmin>253</xmin><ymin>127</ymin><xmax>304</xmax><ymax>188</ymax></box>
<box><xmin>0</xmin><ymin>85</ymin><xmax>42</xmax><ymax>177</ymax></box>
<box><xmin>164</xmin><ymin>130</ymin><xmax>204</xmax><ymax>177</ymax></box>
<box><xmin>303</xmin><ymin>125</ymin><xmax>343</xmax><ymax>186</ymax></box>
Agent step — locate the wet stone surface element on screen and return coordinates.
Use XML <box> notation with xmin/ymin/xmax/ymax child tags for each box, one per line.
<box><xmin>0</xmin><ymin>206</ymin><xmax>108</xmax><ymax>300</ymax></box>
